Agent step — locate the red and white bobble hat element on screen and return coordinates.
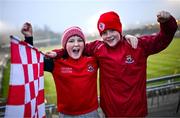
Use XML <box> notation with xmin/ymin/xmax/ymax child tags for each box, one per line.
<box><xmin>97</xmin><ymin>11</ymin><xmax>122</xmax><ymax>35</ymax></box>
<box><xmin>61</xmin><ymin>26</ymin><xmax>85</xmax><ymax>49</ymax></box>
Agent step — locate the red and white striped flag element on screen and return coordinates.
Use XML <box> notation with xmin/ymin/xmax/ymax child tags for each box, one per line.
<box><xmin>5</xmin><ymin>36</ymin><xmax>45</xmax><ymax>118</ymax></box>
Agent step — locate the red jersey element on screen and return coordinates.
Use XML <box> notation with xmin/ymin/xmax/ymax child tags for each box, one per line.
<box><xmin>52</xmin><ymin>56</ymin><xmax>98</xmax><ymax>115</ymax></box>
<box><xmin>85</xmin><ymin>16</ymin><xmax>177</xmax><ymax>117</ymax></box>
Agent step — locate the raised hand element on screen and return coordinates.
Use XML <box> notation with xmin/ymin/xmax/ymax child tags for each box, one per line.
<box><xmin>157</xmin><ymin>11</ymin><xmax>171</xmax><ymax>23</ymax></box>
<box><xmin>21</xmin><ymin>22</ymin><xmax>33</xmax><ymax>37</ymax></box>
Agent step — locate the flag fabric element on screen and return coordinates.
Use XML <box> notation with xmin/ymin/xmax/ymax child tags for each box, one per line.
<box><xmin>5</xmin><ymin>36</ymin><xmax>45</xmax><ymax>118</ymax></box>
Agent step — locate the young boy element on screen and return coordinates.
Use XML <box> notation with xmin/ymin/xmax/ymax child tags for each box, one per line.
<box><xmin>84</xmin><ymin>10</ymin><xmax>177</xmax><ymax>117</ymax></box>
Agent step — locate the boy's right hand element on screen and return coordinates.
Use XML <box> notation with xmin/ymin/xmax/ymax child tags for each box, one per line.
<box><xmin>21</xmin><ymin>22</ymin><xmax>33</xmax><ymax>37</ymax></box>
<box><xmin>45</xmin><ymin>51</ymin><xmax>57</xmax><ymax>58</ymax></box>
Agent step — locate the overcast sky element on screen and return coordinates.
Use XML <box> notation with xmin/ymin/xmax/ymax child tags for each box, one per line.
<box><xmin>0</xmin><ymin>0</ymin><xmax>180</xmax><ymax>34</ymax></box>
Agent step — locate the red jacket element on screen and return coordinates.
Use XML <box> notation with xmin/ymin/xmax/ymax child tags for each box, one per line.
<box><xmin>85</xmin><ymin>16</ymin><xmax>177</xmax><ymax>117</ymax></box>
<box><xmin>52</xmin><ymin>56</ymin><xmax>98</xmax><ymax>115</ymax></box>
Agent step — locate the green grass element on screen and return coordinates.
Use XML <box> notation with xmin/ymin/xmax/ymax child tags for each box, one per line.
<box><xmin>2</xmin><ymin>38</ymin><xmax>180</xmax><ymax>103</ymax></box>
<box><xmin>147</xmin><ymin>38</ymin><xmax>180</xmax><ymax>79</ymax></box>
<box><xmin>44</xmin><ymin>72</ymin><xmax>57</xmax><ymax>104</ymax></box>
<box><xmin>1</xmin><ymin>60</ymin><xmax>10</xmax><ymax>98</ymax></box>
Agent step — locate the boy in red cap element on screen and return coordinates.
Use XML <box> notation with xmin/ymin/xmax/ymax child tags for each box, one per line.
<box><xmin>21</xmin><ymin>24</ymin><xmax>100</xmax><ymax>117</ymax></box>
<box><xmin>84</xmin><ymin>11</ymin><xmax>177</xmax><ymax>117</ymax></box>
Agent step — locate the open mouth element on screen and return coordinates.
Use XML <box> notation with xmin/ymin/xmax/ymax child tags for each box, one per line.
<box><xmin>72</xmin><ymin>48</ymin><xmax>80</xmax><ymax>54</ymax></box>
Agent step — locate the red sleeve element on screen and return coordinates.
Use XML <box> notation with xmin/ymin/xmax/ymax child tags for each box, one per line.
<box><xmin>138</xmin><ymin>16</ymin><xmax>178</xmax><ymax>56</ymax></box>
<box><xmin>52</xmin><ymin>48</ymin><xmax>67</xmax><ymax>58</ymax></box>
<box><xmin>84</xmin><ymin>40</ymin><xmax>103</xmax><ymax>56</ymax></box>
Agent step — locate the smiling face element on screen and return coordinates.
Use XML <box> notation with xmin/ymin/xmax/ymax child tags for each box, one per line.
<box><xmin>66</xmin><ymin>35</ymin><xmax>85</xmax><ymax>59</ymax></box>
<box><xmin>101</xmin><ymin>29</ymin><xmax>121</xmax><ymax>47</ymax></box>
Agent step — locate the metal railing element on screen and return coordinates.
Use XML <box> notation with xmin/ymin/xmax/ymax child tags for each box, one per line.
<box><xmin>146</xmin><ymin>74</ymin><xmax>180</xmax><ymax>114</ymax></box>
<box><xmin>147</xmin><ymin>74</ymin><xmax>180</xmax><ymax>92</ymax></box>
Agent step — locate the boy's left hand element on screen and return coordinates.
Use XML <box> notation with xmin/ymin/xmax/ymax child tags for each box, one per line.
<box><xmin>125</xmin><ymin>35</ymin><xmax>138</xmax><ymax>49</ymax></box>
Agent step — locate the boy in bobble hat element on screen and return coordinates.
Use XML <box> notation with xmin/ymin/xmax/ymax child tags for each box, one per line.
<box><xmin>21</xmin><ymin>24</ymin><xmax>100</xmax><ymax>117</ymax></box>
<box><xmin>84</xmin><ymin>10</ymin><xmax>177</xmax><ymax>117</ymax></box>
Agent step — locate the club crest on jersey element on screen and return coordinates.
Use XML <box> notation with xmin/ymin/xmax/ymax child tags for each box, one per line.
<box><xmin>99</xmin><ymin>22</ymin><xmax>105</xmax><ymax>31</ymax></box>
<box><xmin>125</xmin><ymin>55</ymin><xmax>134</xmax><ymax>64</ymax></box>
<box><xmin>87</xmin><ymin>64</ymin><xmax>94</xmax><ymax>72</ymax></box>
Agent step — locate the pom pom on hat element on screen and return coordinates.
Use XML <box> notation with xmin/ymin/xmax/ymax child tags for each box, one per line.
<box><xmin>61</xmin><ymin>26</ymin><xmax>85</xmax><ymax>48</ymax></box>
<box><xmin>97</xmin><ymin>11</ymin><xmax>122</xmax><ymax>35</ymax></box>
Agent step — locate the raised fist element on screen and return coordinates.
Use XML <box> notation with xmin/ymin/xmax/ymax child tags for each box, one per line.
<box><xmin>157</xmin><ymin>11</ymin><xmax>171</xmax><ymax>23</ymax></box>
<box><xmin>21</xmin><ymin>22</ymin><xmax>33</xmax><ymax>37</ymax></box>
